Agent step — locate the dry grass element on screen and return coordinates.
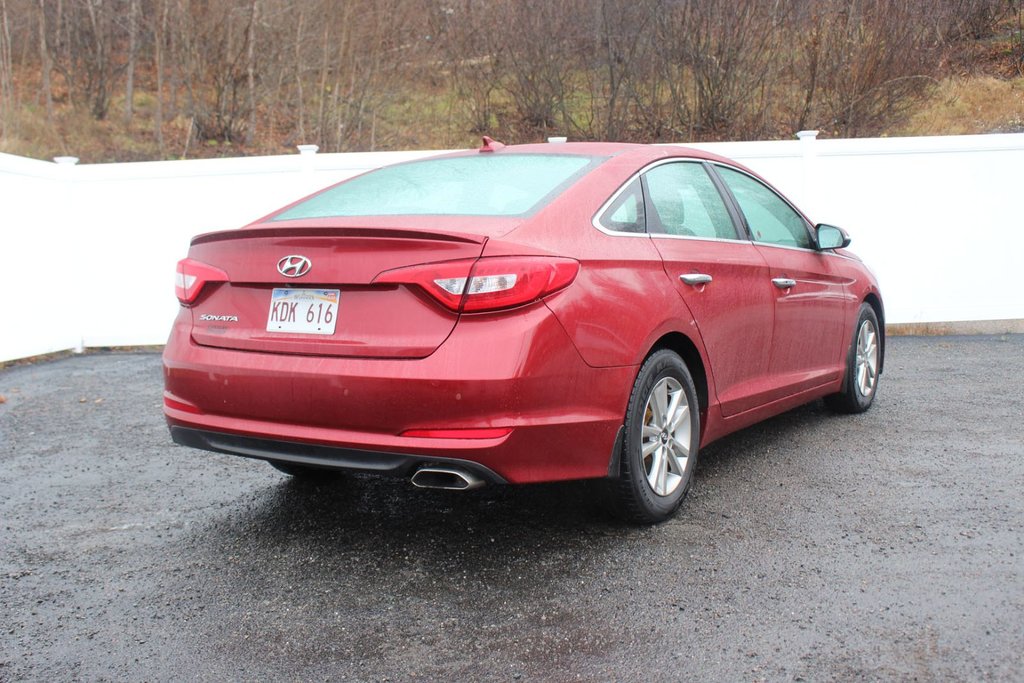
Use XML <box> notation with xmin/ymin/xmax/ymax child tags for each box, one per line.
<box><xmin>897</xmin><ymin>75</ymin><xmax>1024</xmax><ymax>136</ymax></box>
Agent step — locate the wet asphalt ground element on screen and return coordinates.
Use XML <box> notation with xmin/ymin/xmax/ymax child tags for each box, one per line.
<box><xmin>1</xmin><ymin>335</ymin><xmax>1022</xmax><ymax>682</ymax></box>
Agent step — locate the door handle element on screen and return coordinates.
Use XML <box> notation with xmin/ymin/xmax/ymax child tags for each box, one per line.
<box><xmin>680</xmin><ymin>273</ymin><xmax>713</xmax><ymax>286</ymax></box>
<box><xmin>772</xmin><ymin>277</ymin><xmax>797</xmax><ymax>290</ymax></box>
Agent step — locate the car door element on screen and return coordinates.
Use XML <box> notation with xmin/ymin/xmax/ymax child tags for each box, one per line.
<box><xmin>712</xmin><ymin>165</ymin><xmax>851</xmax><ymax>398</ymax></box>
<box><xmin>640</xmin><ymin>160</ymin><xmax>775</xmax><ymax>417</ymax></box>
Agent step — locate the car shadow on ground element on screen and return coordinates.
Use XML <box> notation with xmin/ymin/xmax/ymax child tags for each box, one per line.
<box><xmin>696</xmin><ymin>400</ymin><xmax>834</xmax><ymax>472</ymax></box>
<box><xmin>112</xmin><ymin>392</ymin><xmax>895</xmax><ymax>678</ymax></box>
<box><xmin>181</xmin><ymin>399</ymin><xmax>834</xmax><ymax>578</ymax></box>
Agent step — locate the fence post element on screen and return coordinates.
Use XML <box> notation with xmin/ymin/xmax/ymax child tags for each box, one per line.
<box><xmin>297</xmin><ymin>144</ymin><xmax>319</xmax><ymax>174</ymax></box>
<box><xmin>53</xmin><ymin>156</ymin><xmax>85</xmax><ymax>353</ymax></box>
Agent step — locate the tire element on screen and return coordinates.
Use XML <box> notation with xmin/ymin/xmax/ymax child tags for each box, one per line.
<box><xmin>824</xmin><ymin>303</ymin><xmax>881</xmax><ymax>414</ymax></box>
<box><xmin>608</xmin><ymin>349</ymin><xmax>701</xmax><ymax>524</ymax></box>
<box><xmin>267</xmin><ymin>460</ymin><xmax>341</xmax><ymax>479</ymax></box>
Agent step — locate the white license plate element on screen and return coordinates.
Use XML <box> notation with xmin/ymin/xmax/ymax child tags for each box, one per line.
<box><xmin>266</xmin><ymin>288</ymin><xmax>340</xmax><ymax>335</ymax></box>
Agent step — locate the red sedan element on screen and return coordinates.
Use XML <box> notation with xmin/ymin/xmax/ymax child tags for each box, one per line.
<box><xmin>163</xmin><ymin>140</ymin><xmax>883</xmax><ymax>523</ymax></box>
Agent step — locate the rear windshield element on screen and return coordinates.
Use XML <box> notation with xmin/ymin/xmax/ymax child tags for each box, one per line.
<box><xmin>271</xmin><ymin>153</ymin><xmax>604</xmax><ymax>220</ymax></box>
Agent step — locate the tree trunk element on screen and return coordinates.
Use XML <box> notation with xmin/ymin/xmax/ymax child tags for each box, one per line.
<box><xmin>316</xmin><ymin>20</ymin><xmax>329</xmax><ymax>148</ymax></box>
<box><xmin>154</xmin><ymin>0</ymin><xmax>167</xmax><ymax>154</ymax></box>
<box><xmin>124</xmin><ymin>0</ymin><xmax>138</xmax><ymax>124</ymax></box>
<box><xmin>245</xmin><ymin>0</ymin><xmax>258</xmax><ymax>146</ymax></box>
<box><xmin>0</xmin><ymin>0</ymin><xmax>13</xmax><ymax>129</ymax></box>
<box><xmin>84</xmin><ymin>0</ymin><xmax>111</xmax><ymax>120</ymax></box>
<box><xmin>294</xmin><ymin>8</ymin><xmax>305</xmax><ymax>143</ymax></box>
<box><xmin>37</xmin><ymin>0</ymin><xmax>54</xmax><ymax>123</ymax></box>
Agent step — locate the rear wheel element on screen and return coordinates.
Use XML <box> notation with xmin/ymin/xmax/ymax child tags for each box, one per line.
<box><xmin>608</xmin><ymin>349</ymin><xmax>700</xmax><ymax>524</ymax></box>
<box><xmin>825</xmin><ymin>303</ymin><xmax>881</xmax><ymax>414</ymax></box>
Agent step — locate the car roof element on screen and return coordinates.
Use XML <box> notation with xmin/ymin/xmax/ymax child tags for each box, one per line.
<box><xmin>439</xmin><ymin>140</ymin><xmax>749</xmax><ymax>173</ymax></box>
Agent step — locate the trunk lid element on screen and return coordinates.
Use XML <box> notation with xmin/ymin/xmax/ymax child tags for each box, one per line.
<box><xmin>185</xmin><ymin>226</ymin><xmax>489</xmax><ymax>358</ymax></box>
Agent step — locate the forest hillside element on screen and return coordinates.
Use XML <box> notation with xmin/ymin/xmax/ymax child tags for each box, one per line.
<box><xmin>0</xmin><ymin>0</ymin><xmax>1021</xmax><ymax>162</ymax></box>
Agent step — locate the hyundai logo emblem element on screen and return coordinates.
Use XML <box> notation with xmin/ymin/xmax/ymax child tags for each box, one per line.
<box><xmin>277</xmin><ymin>255</ymin><xmax>312</xmax><ymax>278</ymax></box>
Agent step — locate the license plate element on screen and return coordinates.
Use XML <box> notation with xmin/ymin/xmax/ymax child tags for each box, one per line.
<box><xmin>266</xmin><ymin>288</ymin><xmax>340</xmax><ymax>335</ymax></box>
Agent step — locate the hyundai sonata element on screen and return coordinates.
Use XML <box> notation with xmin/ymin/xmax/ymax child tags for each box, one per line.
<box><xmin>163</xmin><ymin>139</ymin><xmax>883</xmax><ymax>523</ymax></box>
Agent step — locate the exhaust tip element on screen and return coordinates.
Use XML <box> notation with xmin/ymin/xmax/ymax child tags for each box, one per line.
<box><xmin>411</xmin><ymin>467</ymin><xmax>485</xmax><ymax>491</ymax></box>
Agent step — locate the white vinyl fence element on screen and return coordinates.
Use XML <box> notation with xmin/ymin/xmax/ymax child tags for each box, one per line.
<box><xmin>1</xmin><ymin>132</ymin><xmax>1022</xmax><ymax>363</ymax></box>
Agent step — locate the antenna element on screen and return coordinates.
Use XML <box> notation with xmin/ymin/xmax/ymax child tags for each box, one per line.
<box><xmin>479</xmin><ymin>136</ymin><xmax>506</xmax><ymax>153</ymax></box>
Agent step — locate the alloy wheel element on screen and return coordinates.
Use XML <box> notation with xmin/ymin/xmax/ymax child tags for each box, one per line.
<box><xmin>641</xmin><ymin>377</ymin><xmax>692</xmax><ymax>497</ymax></box>
<box><xmin>855</xmin><ymin>319</ymin><xmax>879</xmax><ymax>398</ymax></box>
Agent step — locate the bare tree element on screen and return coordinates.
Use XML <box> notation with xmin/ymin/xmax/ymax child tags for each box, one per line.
<box><xmin>152</xmin><ymin>0</ymin><xmax>168</xmax><ymax>153</ymax></box>
<box><xmin>588</xmin><ymin>0</ymin><xmax>658</xmax><ymax>140</ymax></box>
<box><xmin>36</xmin><ymin>0</ymin><xmax>53</xmax><ymax>123</ymax></box>
<box><xmin>813</xmin><ymin>0</ymin><xmax>939</xmax><ymax>136</ymax></box>
<box><xmin>434</xmin><ymin>1</ymin><xmax>504</xmax><ymax>136</ymax></box>
<box><xmin>0</xmin><ymin>0</ymin><xmax>1006</xmax><ymax>158</ymax></box>
<box><xmin>0</xmin><ymin>0</ymin><xmax>14</xmax><ymax>135</ymax></box>
<box><xmin>43</xmin><ymin>0</ymin><xmax>129</xmax><ymax>121</ymax></box>
<box><xmin>497</xmin><ymin>0</ymin><xmax>585</xmax><ymax>137</ymax></box>
<box><xmin>1002</xmin><ymin>0</ymin><xmax>1024</xmax><ymax>76</ymax></box>
<box><xmin>123</xmin><ymin>0</ymin><xmax>138</xmax><ymax>124</ymax></box>
<box><xmin>81</xmin><ymin>0</ymin><xmax>119</xmax><ymax>120</ymax></box>
<box><xmin>245</xmin><ymin>0</ymin><xmax>258</xmax><ymax>145</ymax></box>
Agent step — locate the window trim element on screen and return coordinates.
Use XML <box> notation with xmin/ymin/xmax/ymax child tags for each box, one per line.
<box><xmin>702</xmin><ymin>161</ymin><xmax>753</xmax><ymax>241</ymax></box>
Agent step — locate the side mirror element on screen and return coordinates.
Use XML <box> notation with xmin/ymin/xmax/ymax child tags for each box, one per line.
<box><xmin>816</xmin><ymin>223</ymin><xmax>851</xmax><ymax>250</ymax></box>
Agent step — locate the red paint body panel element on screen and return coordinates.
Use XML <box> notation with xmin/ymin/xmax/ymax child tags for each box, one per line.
<box><xmin>163</xmin><ymin>142</ymin><xmax>883</xmax><ymax>486</ymax></box>
<box><xmin>651</xmin><ymin>237</ymin><xmax>774</xmax><ymax>416</ymax></box>
<box><xmin>165</xmin><ymin>301</ymin><xmax>633</xmax><ymax>483</ymax></box>
<box><xmin>755</xmin><ymin>244</ymin><xmax>853</xmax><ymax>384</ymax></box>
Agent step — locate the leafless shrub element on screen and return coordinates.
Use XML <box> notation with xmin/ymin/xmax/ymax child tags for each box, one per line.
<box><xmin>790</xmin><ymin>0</ymin><xmax>942</xmax><ymax>139</ymax></box>
<box><xmin>40</xmin><ymin>0</ymin><xmax>133</xmax><ymax>120</ymax></box>
<box><xmin>936</xmin><ymin>0</ymin><xmax>1007</xmax><ymax>41</ymax></box>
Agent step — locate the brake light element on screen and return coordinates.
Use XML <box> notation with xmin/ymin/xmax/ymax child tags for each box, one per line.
<box><xmin>374</xmin><ymin>256</ymin><xmax>579</xmax><ymax>313</ymax></box>
<box><xmin>175</xmin><ymin>258</ymin><xmax>229</xmax><ymax>304</ymax></box>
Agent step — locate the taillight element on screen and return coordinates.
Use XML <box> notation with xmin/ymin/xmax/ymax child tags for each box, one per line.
<box><xmin>374</xmin><ymin>256</ymin><xmax>579</xmax><ymax>313</ymax></box>
<box><xmin>374</xmin><ymin>259</ymin><xmax>473</xmax><ymax>310</ymax></box>
<box><xmin>175</xmin><ymin>258</ymin><xmax>229</xmax><ymax>304</ymax></box>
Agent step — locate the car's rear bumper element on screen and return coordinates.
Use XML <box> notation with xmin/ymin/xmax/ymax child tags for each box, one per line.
<box><xmin>163</xmin><ymin>302</ymin><xmax>636</xmax><ymax>484</ymax></box>
<box><xmin>169</xmin><ymin>426</ymin><xmax>508</xmax><ymax>483</ymax></box>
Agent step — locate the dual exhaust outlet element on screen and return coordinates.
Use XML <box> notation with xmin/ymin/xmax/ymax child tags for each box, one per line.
<box><xmin>410</xmin><ymin>466</ymin><xmax>484</xmax><ymax>491</ymax></box>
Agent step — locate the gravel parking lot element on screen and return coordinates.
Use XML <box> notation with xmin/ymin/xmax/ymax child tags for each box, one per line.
<box><xmin>2</xmin><ymin>335</ymin><xmax>1023</xmax><ymax>681</ymax></box>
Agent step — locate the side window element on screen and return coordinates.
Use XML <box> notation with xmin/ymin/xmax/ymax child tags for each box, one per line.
<box><xmin>715</xmin><ymin>166</ymin><xmax>813</xmax><ymax>249</ymax></box>
<box><xmin>642</xmin><ymin>162</ymin><xmax>737</xmax><ymax>240</ymax></box>
<box><xmin>598</xmin><ymin>178</ymin><xmax>645</xmax><ymax>233</ymax></box>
